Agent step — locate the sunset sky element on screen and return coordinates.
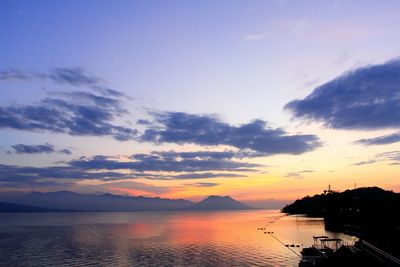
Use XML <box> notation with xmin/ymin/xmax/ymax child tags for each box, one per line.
<box><xmin>1</xmin><ymin>0</ymin><xmax>400</xmax><ymax>207</ymax></box>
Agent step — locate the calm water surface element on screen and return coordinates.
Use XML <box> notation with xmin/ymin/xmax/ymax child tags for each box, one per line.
<box><xmin>0</xmin><ymin>210</ymin><xmax>354</xmax><ymax>266</ymax></box>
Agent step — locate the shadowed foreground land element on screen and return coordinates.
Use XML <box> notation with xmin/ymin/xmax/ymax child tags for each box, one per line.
<box><xmin>283</xmin><ymin>187</ymin><xmax>400</xmax><ymax>259</ymax></box>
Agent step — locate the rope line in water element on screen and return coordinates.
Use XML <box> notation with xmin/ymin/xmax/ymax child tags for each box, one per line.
<box><xmin>260</xmin><ymin>213</ymin><xmax>288</xmax><ymax>229</ymax></box>
<box><xmin>267</xmin><ymin>233</ymin><xmax>301</xmax><ymax>258</ymax></box>
<box><xmin>257</xmin><ymin>214</ymin><xmax>301</xmax><ymax>258</ymax></box>
<box><xmin>258</xmin><ymin>214</ymin><xmax>301</xmax><ymax>258</ymax></box>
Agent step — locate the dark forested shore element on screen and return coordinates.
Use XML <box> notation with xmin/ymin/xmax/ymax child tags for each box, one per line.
<box><xmin>282</xmin><ymin>187</ymin><xmax>400</xmax><ymax>259</ymax></box>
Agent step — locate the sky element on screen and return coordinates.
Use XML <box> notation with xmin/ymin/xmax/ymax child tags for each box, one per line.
<box><xmin>1</xmin><ymin>0</ymin><xmax>400</xmax><ymax>208</ymax></box>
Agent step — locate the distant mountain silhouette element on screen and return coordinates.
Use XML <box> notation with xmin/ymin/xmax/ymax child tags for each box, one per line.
<box><xmin>189</xmin><ymin>195</ymin><xmax>251</xmax><ymax>210</ymax></box>
<box><xmin>0</xmin><ymin>191</ymin><xmax>252</xmax><ymax>212</ymax></box>
<box><xmin>11</xmin><ymin>191</ymin><xmax>193</xmax><ymax>211</ymax></box>
<box><xmin>0</xmin><ymin>201</ymin><xmax>71</xmax><ymax>212</ymax></box>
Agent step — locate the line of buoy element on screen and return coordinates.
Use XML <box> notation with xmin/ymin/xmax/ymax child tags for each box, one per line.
<box><xmin>258</xmin><ymin>228</ymin><xmax>301</xmax><ymax>257</ymax></box>
<box><xmin>267</xmin><ymin>233</ymin><xmax>301</xmax><ymax>258</ymax></box>
<box><xmin>257</xmin><ymin>213</ymin><xmax>301</xmax><ymax>257</ymax></box>
<box><xmin>257</xmin><ymin>214</ymin><xmax>288</xmax><ymax>230</ymax></box>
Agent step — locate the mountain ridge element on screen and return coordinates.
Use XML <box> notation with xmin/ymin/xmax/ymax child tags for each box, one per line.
<box><xmin>0</xmin><ymin>191</ymin><xmax>252</xmax><ymax>212</ymax></box>
<box><xmin>190</xmin><ymin>195</ymin><xmax>251</xmax><ymax>210</ymax></box>
<box><xmin>0</xmin><ymin>201</ymin><xmax>75</xmax><ymax>212</ymax></box>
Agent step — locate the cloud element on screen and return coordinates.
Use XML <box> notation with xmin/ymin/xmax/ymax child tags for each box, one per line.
<box><xmin>291</xmin><ymin>20</ymin><xmax>310</xmax><ymax>36</ymax></box>
<box><xmin>284</xmin><ymin>169</ymin><xmax>313</xmax><ymax>179</ymax></box>
<box><xmin>48</xmin><ymin>67</ymin><xmax>101</xmax><ymax>87</ymax></box>
<box><xmin>286</xmin><ymin>59</ymin><xmax>400</xmax><ymax>130</ymax></box>
<box><xmin>137</xmin><ymin>119</ymin><xmax>153</xmax><ymax>125</ymax></box>
<box><xmin>12</xmin><ymin>143</ymin><xmax>55</xmax><ymax>154</ymax></box>
<box><xmin>0</xmin><ymin>149</ymin><xmax>260</xmax><ymax>188</ymax></box>
<box><xmin>354</xmin><ymin>132</ymin><xmax>400</xmax><ymax>146</ymax></box>
<box><xmin>244</xmin><ymin>31</ymin><xmax>274</xmax><ymax>41</ymax></box>
<box><xmin>11</xmin><ymin>143</ymin><xmax>71</xmax><ymax>154</ymax></box>
<box><xmin>0</xmin><ymin>66</ymin><xmax>136</xmax><ymax>140</ymax></box>
<box><xmin>0</xmin><ymin>163</ymin><xmax>134</xmax><ymax>188</ymax></box>
<box><xmin>352</xmin><ymin>159</ymin><xmax>377</xmax><ymax>166</ymax></box>
<box><xmin>0</xmin><ymin>68</ymin><xmax>32</xmax><ymax>81</ymax></box>
<box><xmin>171</xmin><ymin>173</ymin><xmax>245</xmax><ymax>179</ymax></box>
<box><xmin>142</xmin><ymin>150</ymin><xmax>262</xmax><ymax>160</ymax></box>
<box><xmin>302</xmin><ymin>79</ymin><xmax>320</xmax><ymax>89</ymax></box>
<box><xmin>244</xmin><ymin>34</ymin><xmax>266</xmax><ymax>41</ymax></box>
<box><xmin>1</xmin><ymin>66</ymin><xmax>321</xmax><ymax>152</ymax></box>
<box><xmin>0</xmin><ymin>67</ymin><xmax>128</xmax><ymax>98</ymax></box>
<box><xmin>377</xmin><ymin>151</ymin><xmax>400</xmax><ymax>162</ymax></box>
<box><xmin>334</xmin><ymin>51</ymin><xmax>351</xmax><ymax>66</ymax></box>
<box><xmin>0</xmin><ymin>67</ymin><xmax>99</xmax><ymax>87</ymax></box>
<box><xmin>104</xmin><ymin>181</ymin><xmax>170</xmax><ymax>195</ymax></box>
<box><xmin>140</xmin><ymin>112</ymin><xmax>321</xmax><ymax>155</ymax></box>
<box><xmin>352</xmin><ymin>151</ymin><xmax>400</xmax><ymax>166</ymax></box>
<box><xmin>187</xmin><ymin>182</ymin><xmax>219</xmax><ymax>187</ymax></box>
<box><xmin>0</xmin><ymin>91</ymin><xmax>137</xmax><ymax>141</ymax></box>
<box><xmin>69</xmin><ymin>151</ymin><xmax>260</xmax><ymax>173</ymax></box>
<box><xmin>59</xmin><ymin>149</ymin><xmax>72</xmax><ymax>155</ymax></box>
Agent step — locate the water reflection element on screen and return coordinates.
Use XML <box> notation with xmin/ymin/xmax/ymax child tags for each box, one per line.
<box><xmin>0</xmin><ymin>210</ymin><xmax>354</xmax><ymax>266</ymax></box>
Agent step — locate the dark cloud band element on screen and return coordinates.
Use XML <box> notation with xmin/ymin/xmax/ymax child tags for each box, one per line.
<box><xmin>11</xmin><ymin>143</ymin><xmax>71</xmax><ymax>154</ymax></box>
<box><xmin>286</xmin><ymin>59</ymin><xmax>400</xmax><ymax>130</ymax></box>
<box><xmin>141</xmin><ymin>112</ymin><xmax>320</xmax><ymax>154</ymax></box>
<box><xmin>0</xmin><ymin>92</ymin><xmax>137</xmax><ymax>141</ymax></box>
<box><xmin>70</xmin><ymin>151</ymin><xmax>260</xmax><ymax>173</ymax></box>
<box><xmin>0</xmin><ymin>149</ymin><xmax>260</xmax><ymax>188</ymax></box>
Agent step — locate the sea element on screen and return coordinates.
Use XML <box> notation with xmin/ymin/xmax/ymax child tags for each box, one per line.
<box><xmin>0</xmin><ymin>210</ymin><xmax>355</xmax><ymax>266</ymax></box>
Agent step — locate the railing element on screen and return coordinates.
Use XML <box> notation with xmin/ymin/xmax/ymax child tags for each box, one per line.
<box><xmin>360</xmin><ymin>240</ymin><xmax>400</xmax><ymax>266</ymax></box>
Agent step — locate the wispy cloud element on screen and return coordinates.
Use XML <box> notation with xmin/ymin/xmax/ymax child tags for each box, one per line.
<box><xmin>352</xmin><ymin>159</ymin><xmax>377</xmax><ymax>166</ymax></box>
<box><xmin>172</xmin><ymin>173</ymin><xmax>245</xmax><ymax>179</ymax></box>
<box><xmin>48</xmin><ymin>67</ymin><xmax>101</xmax><ymax>87</ymax></box>
<box><xmin>0</xmin><ymin>67</ymin><xmax>128</xmax><ymax>98</ymax></box>
<box><xmin>244</xmin><ymin>34</ymin><xmax>266</xmax><ymax>41</ymax></box>
<box><xmin>334</xmin><ymin>51</ymin><xmax>351</xmax><ymax>66</ymax></box>
<box><xmin>290</xmin><ymin>20</ymin><xmax>310</xmax><ymax>36</ymax></box>
<box><xmin>104</xmin><ymin>181</ymin><xmax>170</xmax><ymax>196</ymax></box>
<box><xmin>352</xmin><ymin>151</ymin><xmax>400</xmax><ymax>166</ymax></box>
<box><xmin>354</xmin><ymin>132</ymin><xmax>400</xmax><ymax>146</ymax></box>
<box><xmin>186</xmin><ymin>182</ymin><xmax>219</xmax><ymax>188</ymax></box>
<box><xmin>302</xmin><ymin>79</ymin><xmax>320</xmax><ymax>89</ymax></box>
<box><xmin>284</xmin><ymin>169</ymin><xmax>313</xmax><ymax>179</ymax></box>
<box><xmin>0</xmin><ymin>68</ymin><xmax>32</xmax><ymax>81</ymax></box>
<box><xmin>244</xmin><ymin>30</ymin><xmax>273</xmax><ymax>41</ymax></box>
